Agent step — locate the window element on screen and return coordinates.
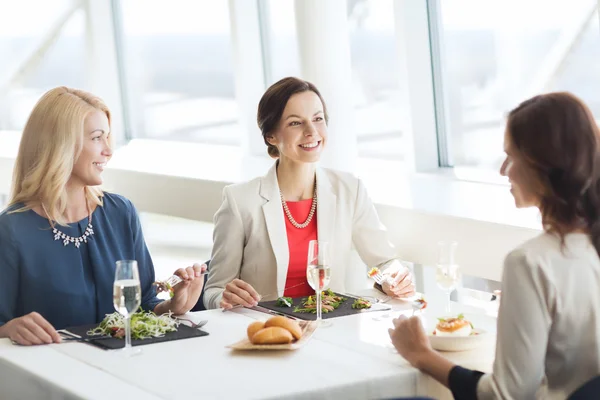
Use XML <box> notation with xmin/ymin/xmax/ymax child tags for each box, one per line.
<box><xmin>435</xmin><ymin>0</ymin><xmax>600</xmax><ymax>172</ymax></box>
<box><xmin>264</xmin><ymin>0</ymin><xmax>301</xmax><ymax>83</ymax></box>
<box><xmin>348</xmin><ymin>0</ymin><xmax>409</xmax><ymax>162</ymax></box>
<box><xmin>0</xmin><ymin>0</ymin><xmax>86</xmax><ymax>134</ymax></box>
<box><xmin>263</xmin><ymin>0</ymin><xmax>411</xmax><ymax>164</ymax></box>
<box><xmin>119</xmin><ymin>0</ymin><xmax>239</xmax><ymax>145</ymax></box>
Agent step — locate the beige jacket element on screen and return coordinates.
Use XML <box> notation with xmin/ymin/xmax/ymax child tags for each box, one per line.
<box><xmin>203</xmin><ymin>163</ymin><xmax>399</xmax><ymax>309</ymax></box>
<box><xmin>478</xmin><ymin>232</ymin><xmax>600</xmax><ymax>399</ymax></box>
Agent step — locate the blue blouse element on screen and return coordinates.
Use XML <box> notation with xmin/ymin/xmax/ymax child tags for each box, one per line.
<box><xmin>0</xmin><ymin>193</ymin><xmax>162</xmax><ymax>330</ymax></box>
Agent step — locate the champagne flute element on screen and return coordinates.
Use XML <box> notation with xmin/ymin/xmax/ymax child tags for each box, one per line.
<box><xmin>113</xmin><ymin>260</ymin><xmax>142</xmax><ymax>356</ymax></box>
<box><xmin>435</xmin><ymin>240</ymin><xmax>460</xmax><ymax>315</ymax></box>
<box><xmin>306</xmin><ymin>240</ymin><xmax>331</xmax><ymax>326</ymax></box>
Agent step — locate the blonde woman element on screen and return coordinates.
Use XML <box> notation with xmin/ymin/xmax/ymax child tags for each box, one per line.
<box><xmin>0</xmin><ymin>87</ymin><xmax>205</xmax><ymax>346</ymax></box>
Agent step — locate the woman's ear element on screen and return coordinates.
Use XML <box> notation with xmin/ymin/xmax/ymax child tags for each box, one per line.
<box><xmin>266</xmin><ymin>134</ymin><xmax>277</xmax><ymax>146</ymax></box>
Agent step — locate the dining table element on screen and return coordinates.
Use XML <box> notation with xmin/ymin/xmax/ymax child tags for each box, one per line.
<box><xmin>0</xmin><ymin>281</ymin><xmax>498</xmax><ymax>400</ymax></box>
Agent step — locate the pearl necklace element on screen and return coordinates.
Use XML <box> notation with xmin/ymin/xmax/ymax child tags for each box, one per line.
<box><xmin>280</xmin><ymin>186</ymin><xmax>317</xmax><ymax>229</ymax></box>
<box><xmin>42</xmin><ymin>201</ymin><xmax>94</xmax><ymax>248</ymax></box>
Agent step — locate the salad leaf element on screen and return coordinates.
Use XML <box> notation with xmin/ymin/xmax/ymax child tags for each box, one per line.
<box><xmin>153</xmin><ymin>281</ymin><xmax>175</xmax><ymax>298</ymax></box>
<box><xmin>351</xmin><ymin>299</ymin><xmax>372</xmax><ymax>309</ymax></box>
<box><xmin>87</xmin><ymin>310</ymin><xmax>179</xmax><ymax>340</ymax></box>
<box><xmin>276</xmin><ymin>297</ymin><xmax>293</xmax><ymax>307</ymax></box>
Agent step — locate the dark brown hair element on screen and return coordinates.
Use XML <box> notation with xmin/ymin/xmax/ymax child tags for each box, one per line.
<box><xmin>257</xmin><ymin>77</ymin><xmax>329</xmax><ymax>158</ymax></box>
<box><xmin>507</xmin><ymin>92</ymin><xmax>600</xmax><ymax>255</ymax></box>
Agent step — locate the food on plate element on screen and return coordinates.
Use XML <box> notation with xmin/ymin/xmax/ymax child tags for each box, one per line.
<box><xmin>433</xmin><ymin>314</ymin><xmax>474</xmax><ymax>337</ymax></box>
<box><xmin>367</xmin><ymin>267</ymin><xmax>380</xmax><ymax>278</ymax></box>
<box><xmin>153</xmin><ymin>280</ymin><xmax>175</xmax><ymax>298</ymax></box>
<box><xmin>247</xmin><ymin>316</ymin><xmax>303</xmax><ymax>345</ymax></box>
<box><xmin>247</xmin><ymin>321</ymin><xmax>265</xmax><ymax>341</ymax></box>
<box><xmin>264</xmin><ymin>316</ymin><xmax>302</xmax><ymax>340</ymax></box>
<box><xmin>276</xmin><ymin>296</ymin><xmax>293</xmax><ymax>307</ymax></box>
<box><xmin>251</xmin><ymin>327</ymin><xmax>293</xmax><ymax>344</ymax></box>
<box><xmin>351</xmin><ymin>298</ymin><xmax>372</xmax><ymax>309</ymax></box>
<box><xmin>87</xmin><ymin>310</ymin><xmax>179</xmax><ymax>340</ymax></box>
<box><xmin>294</xmin><ymin>289</ymin><xmax>346</xmax><ymax>313</ymax></box>
<box><xmin>413</xmin><ymin>297</ymin><xmax>428</xmax><ymax>311</ymax></box>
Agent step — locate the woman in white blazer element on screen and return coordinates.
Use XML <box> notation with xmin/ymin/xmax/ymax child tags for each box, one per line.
<box><xmin>204</xmin><ymin>77</ymin><xmax>415</xmax><ymax>310</ymax></box>
<box><xmin>389</xmin><ymin>92</ymin><xmax>600</xmax><ymax>399</ymax></box>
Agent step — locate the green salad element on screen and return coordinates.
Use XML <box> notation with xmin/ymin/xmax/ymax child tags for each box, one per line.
<box><xmin>294</xmin><ymin>289</ymin><xmax>346</xmax><ymax>313</ymax></box>
<box><xmin>276</xmin><ymin>296</ymin><xmax>293</xmax><ymax>307</ymax></box>
<box><xmin>87</xmin><ymin>310</ymin><xmax>179</xmax><ymax>340</ymax></box>
<box><xmin>351</xmin><ymin>298</ymin><xmax>372</xmax><ymax>309</ymax></box>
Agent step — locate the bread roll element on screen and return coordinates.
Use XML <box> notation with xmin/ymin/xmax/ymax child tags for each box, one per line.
<box><xmin>251</xmin><ymin>327</ymin><xmax>293</xmax><ymax>344</ymax></box>
<box><xmin>264</xmin><ymin>316</ymin><xmax>303</xmax><ymax>340</ymax></box>
<box><xmin>247</xmin><ymin>321</ymin><xmax>265</xmax><ymax>341</ymax></box>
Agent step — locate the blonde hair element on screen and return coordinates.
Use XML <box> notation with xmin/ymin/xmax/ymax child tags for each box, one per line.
<box><xmin>9</xmin><ymin>86</ymin><xmax>113</xmax><ymax>225</ymax></box>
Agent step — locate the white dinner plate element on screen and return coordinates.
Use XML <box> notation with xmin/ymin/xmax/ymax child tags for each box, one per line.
<box><xmin>428</xmin><ymin>328</ymin><xmax>488</xmax><ymax>352</ymax></box>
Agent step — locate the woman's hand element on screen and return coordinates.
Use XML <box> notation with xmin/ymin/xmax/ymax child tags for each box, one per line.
<box><xmin>389</xmin><ymin>315</ymin><xmax>456</xmax><ymax>388</ymax></box>
<box><xmin>382</xmin><ymin>268</ymin><xmax>416</xmax><ymax>298</ymax></box>
<box><xmin>388</xmin><ymin>315</ymin><xmax>432</xmax><ymax>368</ymax></box>
<box><xmin>167</xmin><ymin>263</ymin><xmax>207</xmax><ymax>315</ymax></box>
<box><xmin>0</xmin><ymin>312</ymin><xmax>62</xmax><ymax>345</ymax></box>
<box><xmin>220</xmin><ymin>279</ymin><xmax>261</xmax><ymax>309</ymax></box>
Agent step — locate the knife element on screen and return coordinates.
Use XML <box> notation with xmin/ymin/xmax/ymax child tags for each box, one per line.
<box><xmin>61</xmin><ymin>336</ymin><xmax>113</xmax><ymax>342</ymax></box>
<box><xmin>250</xmin><ymin>305</ymin><xmax>301</xmax><ymax>320</ymax></box>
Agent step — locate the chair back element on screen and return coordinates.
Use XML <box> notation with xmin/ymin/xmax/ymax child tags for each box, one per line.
<box><xmin>191</xmin><ymin>259</ymin><xmax>210</xmax><ymax>311</ymax></box>
<box><xmin>568</xmin><ymin>376</ymin><xmax>600</xmax><ymax>400</ymax></box>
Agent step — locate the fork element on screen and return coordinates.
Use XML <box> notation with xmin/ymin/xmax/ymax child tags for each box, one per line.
<box><xmin>162</xmin><ymin>271</ymin><xmax>209</xmax><ymax>288</ymax></box>
<box><xmin>411</xmin><ymin>298</ymin><xmax>427</xmax><ymax>316</ymax></box>
<box><xmin>176</xmin><ymin>317</ymin><xmax>208</xmax><ymax>329</ymax></box>
<box><xmin>164</xmin><ymin>274</ymin><xmax>183</xmax><ymax>287</ymax></box>
<box><xmin>368</xmin><ymin>268</ymin><xmax>387</xmax><ymax>285</ymax></box>
<box><xmin>368</xmin><ymin>267</ymin><xmax>404</xmax><ymax>286</ymax></box>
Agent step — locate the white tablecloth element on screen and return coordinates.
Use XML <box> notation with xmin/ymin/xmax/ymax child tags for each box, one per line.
<box><xmin>0</xmin><ymin>290</ymin><xmax>496</xmax><ymax>400</ymax></box>
<box><xmin>0</xmin><ymin>343</ymin><xmax>162</xmax><ymax>400</ymax></box>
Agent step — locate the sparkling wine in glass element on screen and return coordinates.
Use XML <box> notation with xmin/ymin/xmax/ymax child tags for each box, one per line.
<box><xmin>306</xmin><ymin>240</ymin><xmax>330</xmax><ymax>325</ymax></box>
<box><xmin>435</xmin><ymin>241</ymin><xmax>460</xmax><ymax>315</ymax></box>
<box><xmin>113</xmin><ymin>260</ymin><xmax>142</xmax><ymax>356</ymax></box>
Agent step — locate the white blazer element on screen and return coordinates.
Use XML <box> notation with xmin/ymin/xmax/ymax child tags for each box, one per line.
<box><xmin>203</xmin><ymin>163</ymin><xmax>400</xmax><ymax>309</ymax></box>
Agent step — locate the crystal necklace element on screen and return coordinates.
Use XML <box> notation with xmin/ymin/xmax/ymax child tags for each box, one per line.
<box><xmin>42</xmin><ymin>200</ymin><xmax>94</xmax><ymax>248</ymax></box>
<box><xmin>280</xmin><ymin>184</ymin><xmax>317</xmax><ymax>229</ymax></box>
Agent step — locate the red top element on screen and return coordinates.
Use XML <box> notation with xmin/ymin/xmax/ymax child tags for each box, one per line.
<box><xmin>283</xmin><ymin>199</ymin><xmax>317</xmax><ymax>298</ymax></box>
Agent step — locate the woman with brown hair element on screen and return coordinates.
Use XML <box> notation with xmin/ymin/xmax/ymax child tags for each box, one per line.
<box><xmin>204</xmin><ymin>77</ymin><xmax>415</xmax><ymax>309</ymax></box>
<box><xmin>389</xmin><ymin>92</ymin><xmax>600</xmax><ymax>399</ymax></box>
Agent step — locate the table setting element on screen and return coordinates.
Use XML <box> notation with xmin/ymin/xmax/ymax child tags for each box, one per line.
<box><xmin>0</xmin><ymin>239</ymin><xmax>498</xmax><ymax>399</ymax></box>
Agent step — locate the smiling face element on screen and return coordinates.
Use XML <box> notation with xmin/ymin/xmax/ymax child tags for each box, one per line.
<box><xmin>500</xmin><ymin>130</ymin><xmax>541</xmax><ymax>208</ymax></box>
<box><xmin>69</xmin><ymin>109</ymin><xmax>112</xmax><ymax>187</ymax></box>
<box><xmin>266</xmin><ymin>91</ymin><xmax>327</xmax><ymax>165</ymax></box>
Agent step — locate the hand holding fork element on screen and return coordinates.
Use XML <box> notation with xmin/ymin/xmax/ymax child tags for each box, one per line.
<box><xmin>154</xmin><ymin>271</ymin><xmax>208</xmax><ymax>296</ymax></box>
<box><xmin>368</xmin><ymin>265</ymin><xmax>415</xmax><ymax>298</ymax></box>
